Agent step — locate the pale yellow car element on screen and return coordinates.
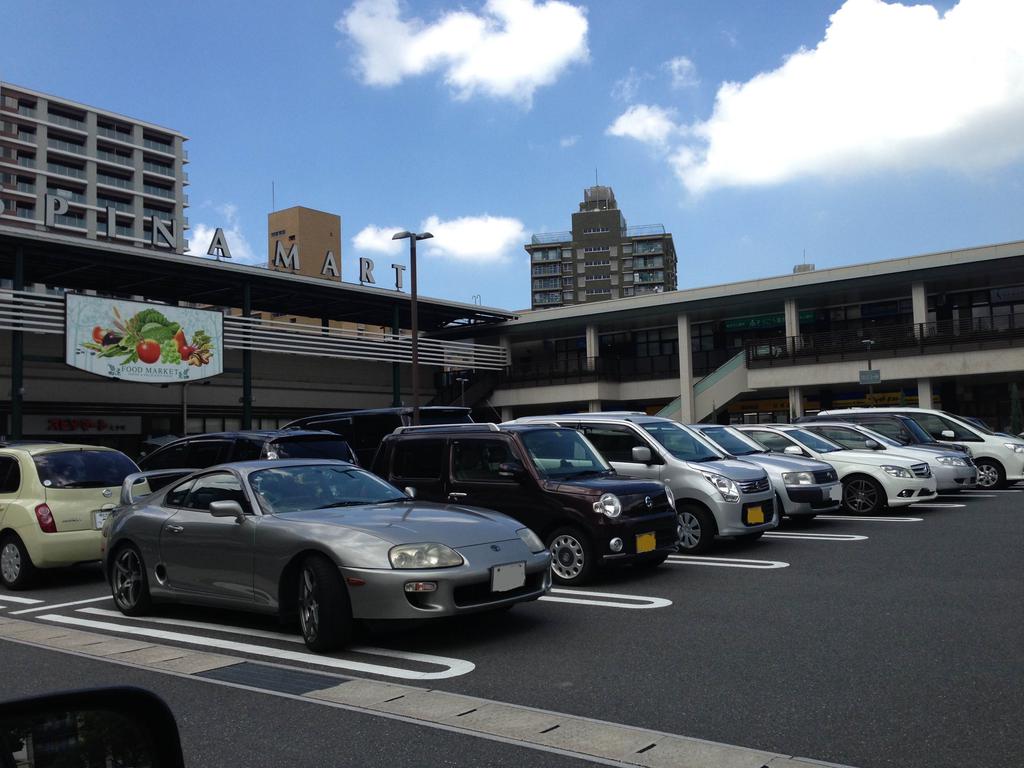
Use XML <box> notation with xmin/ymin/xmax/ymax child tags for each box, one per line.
<box><xmin>0</xmin><ymin>442</ymin><xmax>141</xmax><ymax>589</ymax></box>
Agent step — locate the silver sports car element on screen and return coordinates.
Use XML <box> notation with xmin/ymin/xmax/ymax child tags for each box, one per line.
<box><xmin>104</xmin><ymin>460</ymin><xmax>552</xmax><ymax>651</ymax></box>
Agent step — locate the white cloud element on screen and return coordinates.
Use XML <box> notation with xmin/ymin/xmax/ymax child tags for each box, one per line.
<box><xmin>186</xmin><ymin>203</ymin><xmax>260</xmax><ymax>265</ymax></box>
<box><xmin>338</xmin><ymin>0</ymin><xmax>589</xmax><ymax>105</ymax></box>
<box><xmin>352</xmin><ymin>225</ymin><xmax>404</xmax><ymax>254</ymax></box>
<box><xmin>420</xmin><ymin>214</ymin><xmax>526</xmax><ymax>262</ymax></box>
<box><xmin>560</xmin><ymin>134</ymin><xmax>580</xmax><ymax>148</ymax></box>
<box><xmin>611</xmin><ymin>67</ymin><xmax>652</xmax><ymax>102</ymax></box>
<box><xmin>606</xmin><ymin>104</ymin><xmax>680</xmax><ymax>147</ymax></box>
<box><xmin>665</xmin><ymin>0</ymin><xmax>1024</xmax><ymax>194</ymax></box>
<box><xmin>664</xmin><ymin>56</ymin><xmax>698</xmax><ymax>89</ymax></box>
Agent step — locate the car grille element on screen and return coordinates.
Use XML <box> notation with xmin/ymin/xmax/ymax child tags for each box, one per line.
<box><xmin>813</xmin><ymin>469</ymin><xmax>838</xmax><ymax>483</ymax></box>
<box><xmin>620</xmin><ymin>491</ymin><xmax>672</xmax><ymax>517</ymax></box>
<box><xmin>911</xmin><ymin>463</ymin><xmax>931</xmax><ymax>478</ymax></box>
<box><xmin>738</xmin><ymin>477</ymin><xmax>770</xmax><ymax>494</ymax></box>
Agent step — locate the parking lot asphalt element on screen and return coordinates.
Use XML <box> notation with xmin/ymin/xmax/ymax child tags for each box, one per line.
<box><xmin>2</xmin><ymin>489</ymin><xmax>1021</xmax><ymax>768</ymax></box>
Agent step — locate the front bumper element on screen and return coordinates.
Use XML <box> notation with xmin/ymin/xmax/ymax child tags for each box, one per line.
<box><xmin>596</xmin><ymin>509</ymin><xmax>679</xmax><ymax>563</ymax></box>
<box><xmin>715</xmin><ymin>493</ymin><xmax>778</xmax><ymax>537</ymax></box>
<box><xmin>933</xmin><ymin>464</ymin><xmax>977</xmax><ymax>491</ymax></box>
<box><xmin>783</xmin><ymin>482</ymin><xmax>843</xmax><ymax>516</ymax></box>
<box><xmin>342</xmin><ymin>544</ymin><xmax>552</xmax><ymax>620</ymax></box>
<box><xmin>16</xmin><ymin>524</ymin><xmax>103</xmax><ymax>569</ymax></box>
<box><xmin>886</xmin><ymin>476</ymin><xmax>938</xmax><ymax>507</ymax></box>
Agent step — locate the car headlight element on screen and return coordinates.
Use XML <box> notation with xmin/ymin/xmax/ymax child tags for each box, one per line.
<box><xmin>936</xmin><ymin>456</ymin><xmax>967</xmax><ymax>467</ymax></box>
<box><xmin>881</xmin><ymin>465</ymin><xmax>913</xmax><ymax>478</ymax></box>
<box><xmin>701</xmin><ymin>472</ymin><xmax>740</xmax><ymax>503</ymax></box>
<box><xmin>1003</xmin><ymin>443</ymin><xmax>1024</xmax><ymax>454</ymax></box>
<box><xmin>516</xmin><ymin>527</ymin><xmax>546</xmax><ymax>553</ymax></box>
<box><xmin>664</xmin><ymin>484</ymin><xmax>676</xmax><ymax>509</ymax></box>
<box><xmin>593</xmin><ymin>493</ymin><xmax>622</xmax><ymax>518</ymax></box>
<box><xmin>782</xmin><ymin>471</ymin><xmax>815</xmax><ymax>486</ymax></box>
<box><xmin>389</xmin><ymin>543</ymin><xmax>464</xmax><ymax>569</ymax></box>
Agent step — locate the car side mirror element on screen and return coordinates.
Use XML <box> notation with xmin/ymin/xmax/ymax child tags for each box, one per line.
<box><xmin>209</xmin><ymin>500</ymin><xmax>246</xmax><ymax>520</ymax></box>
<box><xmin>404</xmin><ymin>486</ymin><xmax>417</xmax><ymax>498</ymax></box>
<box><xmin>783</xmin><ymin>445</ymin><xmax>804</xmax><ymax>456</ymax></box>
<box><xmin>0</xmin><ymin>687</ymin><xmax>185</xmax><ymax>768</ymax></box>
<box><xmin>631</xmin><ymin>446</ymin><xmax>653</xmax><ymax>464</ymax></box>
<box><xmin>941</xmin><ymin>430</ymin><xmax>955</xmax><ymax>439</ymax></box>
<box><xmin>864</xmin><ymin>439</ymin><xmax>882</xmax><ymax>450</ymax></box>
<box><xmin>498</xmin><ymin>461</ymin><xmax>525</xmax><ymax>479</ymax></box>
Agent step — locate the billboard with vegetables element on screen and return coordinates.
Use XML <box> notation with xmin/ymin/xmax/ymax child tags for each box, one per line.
<box><xmin>65</xmin><ymin>294</ymin><xmax>223</xmax><ymax>383</ymax></box>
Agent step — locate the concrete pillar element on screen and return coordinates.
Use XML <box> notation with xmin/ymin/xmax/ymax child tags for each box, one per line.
<box><xmin>784</xmin><ymin>299</ymin><xmax>800</xmax><ymax>353</ymax></box>
<box><xmin>500</xmin><ymin>406</ymin><xmax>514</xmax><ymax>423</ymax></box>
<box><xmin>588</xmin><ymin>400</ymin><xmax>602</xmax><ymax>413</ymax></box>
<box><xmin>917</xmin><ymin>378</ymin><xmax>933</xmax><ymax>409</ymax></box>
<box><xmin>912</xmin><ymin>281</ymin><xmax>928</xmax><ymax>339</ymax></box>
<box><xmin>788</xmin><ymin>386</ymin><xmax>804</xmax><ymax>420</ymax></box>
<box><xmin>676</xmin><ymin>313</ymin><xmax>695</xmax><ymax>423</ymax></box>
<box><xmin>498</xmin><ymin>335</ymin><xmax>512</xmax><ymax>368</ymax></box>
<box><xmin>585</xmin><ymin>324</ymin><xmax>599</xmax><ymax>371</ymax></box>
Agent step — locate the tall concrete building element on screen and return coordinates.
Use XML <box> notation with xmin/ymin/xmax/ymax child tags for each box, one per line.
<box><xmin>0</xmin><ymin>82</ymin><xmax>188</xmax><ymax>251</ymax></box>
<box><xmin>526</xmin><ymin>185</ymin><xmax>677</xmax><ymax>310</ymax></box>
<box><xmin>267</xmin><ymin>206</ymin><xmax>342</xmax><ymax>282</ymax></box>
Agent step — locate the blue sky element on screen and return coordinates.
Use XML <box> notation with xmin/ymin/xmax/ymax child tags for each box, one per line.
<box><xmin>4</xmin><ymin>0</ymin><xmax>1023</xmax><ymax>311</ymax></box>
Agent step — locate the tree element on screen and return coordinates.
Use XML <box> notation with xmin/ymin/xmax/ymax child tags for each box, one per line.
<box><xmin>1010</xmin><ymin>383</ymin><xmax>1023</xmax><ymax>434</ymax></box>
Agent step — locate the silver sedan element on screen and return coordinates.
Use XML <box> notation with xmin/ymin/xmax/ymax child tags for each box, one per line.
<box><xmin>104</xmin><ymin>460</ymin><xmax>552</xmax><ymax>652</ymax></box>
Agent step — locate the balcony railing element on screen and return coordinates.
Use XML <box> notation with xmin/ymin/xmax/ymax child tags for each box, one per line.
<box><xmin>48</xmin><ymin>112</ymin><xmax>86</xmax><ymax>130</ymax></box>
<box><xmin>746</xmin><ymin>315</ymin><xmax>1024</xmax><ymax>368</ymax></box>
<box><xmin>624</xmin><ymin>224</ymin><xmax>665</xmax><ymax>237</ymax></box>
<box><xmin>531</xmin><ymin>230</ymin><xmax>571</xmax><ymax>245</ymax></box>
<box><xmin>47</xmin><ymin>138</ymin><xmax>85</xmax><ymax>155</ymax></box>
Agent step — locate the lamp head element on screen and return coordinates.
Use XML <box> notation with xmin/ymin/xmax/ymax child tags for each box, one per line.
<box><xmin>391</xmin><ymin>231</ymin><xmax>412</xmax><ymax>241</ymax></box>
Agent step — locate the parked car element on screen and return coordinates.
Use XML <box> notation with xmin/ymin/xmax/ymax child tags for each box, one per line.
<box><xmin>737</xmin><ymin>425</ymin><xmax>937</xmax><ymax>515</ymax></box>
<box><xmin>372</xmin><ymin>423</ymin><xmax>678</xmax><ymax>584</ymax></box>
<box><xmin>816</xmin><ymin>407</ymin><xmax>1024</xmax><ymax>489</ymax></box>
<box><xmin>0</xmin><ymin>442</ymin><xmax>141</xmax><ymax>589</ymax></box>
<box><xmin>285</xmin><ymin>407</ymin><xmax>473</xmax><ymax>467</ymax></box>
<box><xmin>691</xmin><ymin>424</ymin><xmax>842</xmax><ymax>521</ymax></box>
<box><xmin>138</xmin><ymin>430</ymin><xmax>356</xmax><ymax>489</ymax></box>
<box><xmin>796</xmin><ymin>412</ymin><xmax>973</xmax><ymax>456</ymax></box>
<box><xmin>509</xmin><ymin>414</ymin><xmax>776</xmax><ymax>553</ymax></box>
<box><xmin>800</xmin><ymin>422</ymin><xmax>977</xmax><ymax>493</ymax></box>
<box><xmin>105</xmin><ymin>459</ymin><xmax>551</xmax><ymax>652</ymax></box>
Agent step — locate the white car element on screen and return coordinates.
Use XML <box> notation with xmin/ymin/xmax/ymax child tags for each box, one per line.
<box><xmin>817</xmin><ymin>407</ymin><xmax>1024</xmax><ymax>489</ymax></box>
<box><xmin>738</xmin><ymin>425</ymin><xmax>937</xmax><ymax>515</ymax></box>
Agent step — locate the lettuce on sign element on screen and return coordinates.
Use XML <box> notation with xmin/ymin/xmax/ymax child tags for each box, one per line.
<box><xmin>65</xmin><ymin>294</ymin><xmax>223</xmax><ymax>383</ymax></box>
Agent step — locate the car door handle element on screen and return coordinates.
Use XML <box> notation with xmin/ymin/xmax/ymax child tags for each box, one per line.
<box><xmin>166</xmin><ymin>524</ymin><xmax>184</xmax><ymax>534</ymax></box>
<box><xmin>448</xmin><ymin>492</ymin><xmax>468</xmax><ymax>502</ymax></box>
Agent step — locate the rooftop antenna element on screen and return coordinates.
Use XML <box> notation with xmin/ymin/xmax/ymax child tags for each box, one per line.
<box><xmin>595</xmin><ymin>167</ymin><xmax>599</xmax><ymax>186</ymax></box>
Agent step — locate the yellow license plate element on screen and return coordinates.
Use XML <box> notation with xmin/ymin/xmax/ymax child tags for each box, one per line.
<box><xmin>636</xmin><ymin>532</ymin><xmax>656</xmax><ymax>553</ymax></box>
<box><xmin>747</xmin><ymin>506</ymin><xmax>764</xmax><ymax>524</ymax></box>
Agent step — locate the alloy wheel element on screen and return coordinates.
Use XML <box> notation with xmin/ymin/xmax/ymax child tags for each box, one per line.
<box><xmin>299</xmin><ymin>566</ymin><xmax>320</xmax><ymax>643</ymax></box>
<box><xmin>845</xmin><ymin>479</ymin><xmax>878</xmax><ymax>514</ymax></box>
<box><xmin>1</xmin><ymin>542</ymin><xmax>21</xmax><ymax>584</ymax></box>
<box><xmin>113</xmin><ymin>548</ymin><xmax>143</xmax><ymax>610</ymax></box>
<box><xmin>678</xmin><ymin>511</ymin><xmax>701</xmax><ymax>549</ymax></box>
<box><xmin>976</xmin><ymin>463</ymin><xmax>999</xmax><ymax>489</ymax></box>
<box><xmin>550</xmin><ymin>535</ymin><xmax>585</xmax><ymax>581</ymax></box>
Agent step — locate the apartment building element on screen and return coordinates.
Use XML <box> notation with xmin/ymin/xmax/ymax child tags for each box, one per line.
<box><xmin>0</xmin><ymin>82</ymin><xmax>188</xmax><ymax>251</ymax></box>
<box><xmin>526</xmin><ymin>185</ymin><xmax>677</xmax><ymax>310</ymax></box>
<box><xmin>267</xmin><ymin>205</ymin><xmax>342</xmax><ymax>281</ymax></box>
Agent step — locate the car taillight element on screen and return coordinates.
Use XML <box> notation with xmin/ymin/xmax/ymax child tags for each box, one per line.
<box><xmin>35</xmin><ymin>503</ymin><xmax>57</xmax><ymax>533</ymax></box>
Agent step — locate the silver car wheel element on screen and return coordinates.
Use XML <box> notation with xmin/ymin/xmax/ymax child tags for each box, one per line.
<box><xmin>1</xmin><ymin>542</ymin><xmax>21</xmax><ymax>583</ymax></box>
<box><xmin>844</xmin><ymin>479</ymin><xmax>879</xmax><ymax>514</ymax></box>
<box><xmin>678</xmin><ymin>511</ymin><xmax>701</xmax><ymax>549</ymax></box>
<box><xmin>113</xmin><ymin>548</ymin><xmax>143</xmax><ymax>610</ymax></box>
<box><xmin>299</xmin><ymin>566</ymin><xmax>321</xmax><ymax>643</ymax></box>
<box><xmin>550</xmin><ymin>534</ymin><xmax>585</xmax><ymax>581</ymax></box>
<box><xmin>976</xmin><ymin>463</ymin><xmax>999</xmax><ymax>488</ymax></box>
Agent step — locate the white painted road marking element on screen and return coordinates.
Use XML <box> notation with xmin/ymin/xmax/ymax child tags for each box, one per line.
<box><xmin>11</xmin><ymin>595</ymin><xmax>111</xmax><ymax>615</ymax></box>
<box><xmin>665</xmin><ymin>555</ymin><xmax>789</xmax><ymax>570</ymax></box>
<box><xmin>948</xmin><ymin>493</ymin><xmax>997</xmax><ymax>498</ymax></box>
<box><xmin>764</xmin><ymin>531</ymin><xmax>868</xmax><ymax>541</ymax></box>
<box><xmin>38</xmin><ymin>614</ymin><xmax>475</xmax><ymax>680</ymax></box>
<box><xmin>539</xmin><ymin>588</ymin><xmax>671</xmax><ymax>609</ymax></box>
<box><xmin>0</xmin><ymin>595</ymin><xmax>44</xmax><ymax>605</ymax></box>
<box><xmin>911</xmin><ymin>503</ymin><xmax>966</xmax><ymax>509</ymax></box>
<box><xmin>817</xmin><ymin>515</ymin><xmax>923</xmax><ymax>522</ymax></box>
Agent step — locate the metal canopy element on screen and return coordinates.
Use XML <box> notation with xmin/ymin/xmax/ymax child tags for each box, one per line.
<box><xmin>0</xmin><ymin>226</ymin><xmax>515</xmax><ymax>331</ymax></box>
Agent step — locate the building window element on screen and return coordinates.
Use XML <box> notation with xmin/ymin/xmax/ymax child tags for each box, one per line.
<box><xmin>585</xmin><ymin>273</ymin><xmax>610</xmax><ymax>281</ymax></box>
<box><xmin>584</xmin><ymin>288</ymin><xmax>611</xmax><ymax>296</ymax></box>
<box><xmin>634</xmin><ymin>327</ymin><xmax>678</xmax><ymax>357</ymax></box>
<box><xmin>583</xmin><ymin>246</ymin><xmax>610</xmax><ymax>253</ymax></box>
<box><xmin>582</xmin><ymin>226</ymin><xmax>610</xmax><ymax>234</ymax></box>
<box><xmin>584</xmin><ymin>259</ymin><xmax>610</xmax><ymax>267</ymax></box>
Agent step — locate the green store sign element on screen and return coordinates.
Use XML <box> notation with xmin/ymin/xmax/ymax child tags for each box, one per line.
<box><xmin>724</xmin><ymin>309</ymin><xmax>816</xmax><ymax>332</ymax></box>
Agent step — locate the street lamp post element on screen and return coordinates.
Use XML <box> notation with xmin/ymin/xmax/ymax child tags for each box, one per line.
<box><xmin>456</xmin><ymin>376</ymin><xmax>469</xmax><ymax>407</ymax></box>
<box><xmin>392</xmin><ymin>230</ymin><xmax>433</xmax><ymax>426</ymax></box>
<box><xmin>862</xmin><ymin>338</ymin><xmax>876</xmax><ymax>403</ymax></box>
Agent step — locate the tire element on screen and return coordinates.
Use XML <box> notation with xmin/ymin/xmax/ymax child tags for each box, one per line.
<box><xmin>0</xmin><ymin>533</ymin><xmax>37</xmax><ymax>590</ymax></box>
<box><xmin>634</xmin><ymin>552</ymin><xmax>669</xmax><ymax>569</ymax></box>
<box><xmin>111</xmin><ymin>544</ymin><xmax>152</xmax><ymax>615</ymax></box>
<box><xmin>547</xmin><ymin>527</ymin><xmax>597</xmax><ymax>585</ymax></box>
<box><xmin>676</xmin><ymin>503</ymin><xmax>716</xmax><ymax>554</ymax></box>
<box><xmin>974</xmin><ymin>459</ymin><xmax>1006</xmax><ymax>490</ymax></box>
<box><xmin>842</xmin><ymin>475</ymin><xmax>886</xmax><ymax>515</ymax></box>
<box><xmin>298</xmin><ymin>555</ymin><xmax>354</xmax><ymax>652</ymax></box>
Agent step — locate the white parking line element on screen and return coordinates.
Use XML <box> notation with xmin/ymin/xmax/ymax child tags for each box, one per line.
<box><xmin>948</xmin><ymin>493</ymin><xmax>997</xmax><ymax>498</ymax></box>
<box><xmin>911</xmin><ymin>503</ymin><xmax>966</xmax><ymax>508</ymax></box>
<box><xmin>665</xmin><ymin>555</ymin><xmax>789</xmax><ymax>570</ymax></box>
<box><xmin>0</xmin><ymin>595</ymin><xmax>44</xmax><ymax>605</ymax></box>
<box><xmin>539</xmin><ymin>588</ymin><xmax>671</xmax><ymax>609</ymax></box>
<box><xmin>38</xmin><ymin>613</ymin><xmax>475</xmax><ymax>680</ymax></box>
<box><xmin>764</xmin><ymin>532</ymin><xmax>868</xmax><ymax>541</ymax></box>
<box><xmin>816</xmin><ymin>515</ymin><xmax>923</xmax><ymax>522</ymax></box>
<box><xmin>11</xmin><ymin>595</ymin><xmax>110</xmax><ymax>615</ymax></box>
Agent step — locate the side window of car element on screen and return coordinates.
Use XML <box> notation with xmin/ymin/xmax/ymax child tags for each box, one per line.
<box><xmin>392</xmin><ymin>439</ymin><xmax>445</xmax><ymax>480</ymax></box>
<box><xmin>164</xmin><ymin>479</ymin><xmax>195</xmax><ymax>507</ymax></box>
<box><xmin>746</xmin><ymin>430</ymin><xmax>793</xmax><ymax>452</ymax></box>
<box><xmin>814</xmin><ymin>426</ymin><xmax>865</xmax><ymax>449</ymax></box>
<box><xmin>184</xmin><ymin>440</ymin><xmax>233</xmax><ymax>468</ymax></box>
<box><xmin>863</xmin><ymin>420</ymin><xmax>905</xmax><ymax>442</ymax></box>
<box><xmin>0</xmin><ymin>456</ymin><xmax>21</xmax><ymax>494</ymax></box>
<box><xmin>582</xmin><ymin>426</ymin><xmax>650</xmax><ymax>463</ymax></box>
<box><xmin>231</xmin><ymin>439</ymin><xmax>264</xmax><ymax>462</ymax></box>
<box><xmin>452</xmin><ymin>439</ymin><xmax>517</xmax><ymax>482</ymax></box>
<box><xmin>184</xmin><ymin>472</ymin><xmax>251</xmax><ymax>514</ymax></box>
<box><xmin>140</xmin><ymin>442</ymin><xmax>189</xmax><ymax>470</ymax></box>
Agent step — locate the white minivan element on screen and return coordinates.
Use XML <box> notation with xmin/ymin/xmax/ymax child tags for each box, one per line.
<box><xmin>818</xmin><ymin>407</ymin><xmax>1024</xmax><ymax>489</ymax></box>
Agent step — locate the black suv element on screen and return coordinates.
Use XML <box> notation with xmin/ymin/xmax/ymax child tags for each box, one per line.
<box><xmin>138</xmin><ymin>430</ymin><xmax>356</xmax><ymax>488</ymax></box>
<box><xmin>285</xmin><ymin>407</ymin><xmax>473</xmax><ymax>467</ymax></box>
<box><xmin>372</xmin><ymin>423</ymin><xmax>679</xmax><ymax>585</ymax></box>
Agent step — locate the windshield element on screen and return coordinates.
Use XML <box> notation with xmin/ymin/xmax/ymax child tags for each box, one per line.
<box><xmin>698</xmin><ymin>426</ymin><xmax>760</xmax><ymax>456</ymax></box>
<box><xmin>33</xmin><ymin>450</ymin><xmax>139</xmax><ymax>489</ymax></box>
<box><xmin>249</xmin><ymin>465</ymin><xmax>406</xmax><ymax>514</ymax></box>
<box><xmin>519</xmin><ymin>429</ymin><xmax>611</xmax><ymax>479</ymax></box>
<box><xmin>897</xmin><ymin>417</ymin><xmax>936</xmax><ymax>444</ymax></box>
<box><xmin>271</xmin><ymin>437</ymin><xmax>355</xmax><ymax>462</ymax></box>
<box><xmin>787</xmin><ymin>429</ymin><xmax>845</xmax><ymax>453</ymax></box>
<box><xmin>640</xmin><ymin>422</ymin><xmax>723</xmax><ymax>462</ymax></box>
